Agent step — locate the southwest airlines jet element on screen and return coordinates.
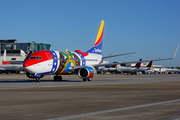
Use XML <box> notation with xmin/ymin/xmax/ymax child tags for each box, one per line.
<box><xmin>23</xmin><ymin>20</ymin><xmax>178</xmax><ymax>82</ymax></box>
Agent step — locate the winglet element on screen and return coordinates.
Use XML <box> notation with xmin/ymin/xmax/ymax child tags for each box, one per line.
<box><xmin>172</xmin><ymin>45</ymin><xmax>179</xmax><ymax>59</ymax></box>
<box><xmin>2</xmin><ymin>49</ymin><xmax>10</xmax><ymax>65</ymax></box>
<box><xmin>3</xmin><ymin>49</ymin><xmax>6</xmax><ymax>61</ymax></box>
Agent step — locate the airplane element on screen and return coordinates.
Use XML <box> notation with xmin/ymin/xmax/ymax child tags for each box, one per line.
<box><xmin>137</xmin><ymin>61</ymin><xmax>153</xmax><ymax>72</ymax></box>
<box><xmin>97</xmin><ymin>59</ymin><xmax>142</xmax><ymax>74</ymax></box>
<box><xmin>0</xmin><ymin>50</ymin><xmax>31</xmax><ymax>73</ymax></box>
<box><xmin>0</xmin><ymin>50</ymin><xmax>23</xmax><ymax>73</ymax></box>
<box><xmin>23</xmin><ymin>20</ymin><xmax>178</xmax><ymax>82</ymax></box>
<box><xmin>116</xmin><ymin>59</ymin><xmax>142</xmax><ymax>75</ymax></box>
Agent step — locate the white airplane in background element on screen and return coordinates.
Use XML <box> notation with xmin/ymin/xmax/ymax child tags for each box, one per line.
<box><xmin>138</xmin><ymin>61</ymin><xmax>153</xmax><ymax>71</ymax></box>
<box><xmin>22</xmin><ymin>20</ymin><xmax>178</xmax><ymax>82</ymax></box>
<box><xmin>97</xmin><ymin>59</ymin><xmax>142</xmax><ymax>74</ymax></box>
<box><xmin>116</xmin><ymin>59</ymin><xmax>142</xmax><ymax>75</ymax></box>
<box><xmin>0</xmin><ymin>50</ymin><xmax>23</xmax><ymax>73</ymax></box>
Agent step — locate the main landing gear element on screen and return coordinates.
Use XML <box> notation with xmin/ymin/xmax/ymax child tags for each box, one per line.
<box><xmin>83</xmin><ymin>78</ymin><xmax>92</xmax><ymax>81</ymax></box>
<box><xmin>54</xmin><ymin>75</ymin><xmax>62</xmax><ymax>81</ymax></box>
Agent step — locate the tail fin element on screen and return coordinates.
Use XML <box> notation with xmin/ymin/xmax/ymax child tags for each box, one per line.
<box><xmin>86</xmin><ymin>20</ymin><xmax>104</xmax><ymax>55</ymax></box>
<box><xmin>146</xmin><ymin>61</ymin><xmax>153</xmax><ymax>67</ymax></box>
<box><xmin>135</xmin><ymin>59</ymin><xmax>142</xmax><ymax>68</ymax></box>
<box><xmin>2</xmin><ymin>50</ymin><xmax>10</xmax><ymax>65</ymax></box>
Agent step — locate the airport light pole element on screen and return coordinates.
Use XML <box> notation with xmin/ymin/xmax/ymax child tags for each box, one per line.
<box><xmin>129</xmin><ymin>55</ymin><xmax>131</xmax><ymax>62</ymax></box>
<box><xmin>109</xmin><ymin>54</ymin><xmax>111</xmax><ymax>63</ymax></box>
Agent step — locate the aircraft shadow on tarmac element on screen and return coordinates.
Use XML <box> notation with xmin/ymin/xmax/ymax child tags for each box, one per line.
<box><xmin>0</xmin><ymin>79</ymin><xmax>83</xmax><ymax>83</ymax></box>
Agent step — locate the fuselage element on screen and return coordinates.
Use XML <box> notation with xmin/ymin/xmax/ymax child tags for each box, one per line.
<box><xmin>117</xmin><ymin>66</ymin><xmax>138</xmax><ymax>72</ymax></box>
<box><xmin>23</xmin><ymin>50</ymin><xmax>102</xmax><ymax>75</ymax></box>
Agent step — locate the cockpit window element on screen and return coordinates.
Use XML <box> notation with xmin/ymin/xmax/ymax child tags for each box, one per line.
<box><xmin>29</xmin><ymin>56</ymin><xmax>42</xmax><ymax>60</ymax></box>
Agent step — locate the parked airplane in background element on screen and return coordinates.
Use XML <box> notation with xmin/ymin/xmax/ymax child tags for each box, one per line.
<box><xmin>0</xmin><ymin>50</ymin><xmax>23</xmax><ymax>73</ymax></box>
<box><xmin>23</xmin><ymin>20</ymin><xmax>178</xmax><ymax>82</ymax></box>
<box><xmin>116</xmin><ymin>59</ymin><xmax>142</xmax><ymax>75</ymax></box>
<box><xmin>138</xmin><ymin>61</ymin><xmax>153</xmax><ymax>71</ymax></box>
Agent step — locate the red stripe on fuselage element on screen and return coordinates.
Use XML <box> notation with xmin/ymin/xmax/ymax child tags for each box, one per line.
<box><xmin>23</xmin><ymin>50</ymin><xmax>53</xmax><ymax>67</ymax></box>
<box><xmin>75</xmin><ymin>50</ymin><xmax>89</xmax><ymax>57</ymax></box>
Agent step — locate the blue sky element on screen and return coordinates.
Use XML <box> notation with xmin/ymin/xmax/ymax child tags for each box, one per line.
<box><xmin>0</xmin><ymin>0</ymin><xmax>179</xmax><ymax>67</ymax></box>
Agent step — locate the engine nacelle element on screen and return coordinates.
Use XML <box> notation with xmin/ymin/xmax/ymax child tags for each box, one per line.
<box><xmin>26</xmin><ymin>71</ymin><xmax>44</xmax><ymax>79</ymax></box>
<box><xmin>78</xmin><ymin>66</ymin><xmax>96</xmax><ymax>79</ymax></box>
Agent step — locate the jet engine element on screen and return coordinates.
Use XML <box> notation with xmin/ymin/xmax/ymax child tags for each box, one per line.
<box><xmin>26</xmin><ymin>71</ymin><xmax>44</xmax><ymax>79</ymax></box>
<box><xmin>78</xmin><ymin>66</ymin><xmax>96</xmax><ymax>80</ymax></box>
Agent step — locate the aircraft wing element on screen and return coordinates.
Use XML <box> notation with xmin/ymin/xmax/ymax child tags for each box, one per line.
<box><xmin>94</xmin><ymin>45</ymin><xmax>178</xmax><ymax>68</ymax></box>
<box><xmin>0</xmin><ymin>64</ymin><xmax>23</xmax><ymax>71</ymax></box>
<box><xmin>69</xmin><ymin>45</ymin><xmax>178</xmax><ymax>71</ymax></box>
<box><xmin>69</xmin><ymin>52</ymin><xmax>136</xmax><ymax>71</ymax></box>
<box><xmin>102</xmin><ymin>52</ymin><xmax>136</xmax><ymax>59</ymax></box>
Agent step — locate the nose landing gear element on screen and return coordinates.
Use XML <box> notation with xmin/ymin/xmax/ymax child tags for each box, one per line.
<box><xmin>36</xmin><ymin>78</ymin><xmax>41</xmax><ymax>83</ymax></box>
<box><xmin>83</xmin><ymin>78</ymin><xmax>92</xmax><ymax>81</ymax></box>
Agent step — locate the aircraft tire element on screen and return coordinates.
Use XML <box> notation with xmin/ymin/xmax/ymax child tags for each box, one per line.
<box><xmin>58</xmin><ymin>76</ymin><xmax>62</xmax><ymax>81</ymax></box>
<box><xmin>54</xmin><ymin>76</ymin><xmax>58</xmax><ymax>81</ymax></box>
<box><xmin>83</xmin><ymin>79</ymin><xmax>86</xmax><ymax>81</ymax></box>
<box><xmin>88</xmin><ymin>78</ymin><xmax>92</xmax><ymax>81</ymax></box>
<box><xmin>36</xmin><ymin>78</ymin><xmax>40</xmax><ymax>83</ymax></box>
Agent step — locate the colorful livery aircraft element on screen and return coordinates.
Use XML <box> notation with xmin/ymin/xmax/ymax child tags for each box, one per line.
<box><xmin>23</xmin><ymin>20</ymin><xmax>178</xmax><ymax>82</ymax></box>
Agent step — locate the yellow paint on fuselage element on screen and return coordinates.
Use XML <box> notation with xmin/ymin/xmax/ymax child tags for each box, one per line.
<box><xmin>59</xmin><ymin>51</ymin><xmax>76</xmax><ymax>74</ymax></box>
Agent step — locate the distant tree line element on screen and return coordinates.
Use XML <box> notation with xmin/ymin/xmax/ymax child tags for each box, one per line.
<box><xmin>166</xmin><ymin>66</ymin><xmax>180</xmax><ymax>69</ymax></box>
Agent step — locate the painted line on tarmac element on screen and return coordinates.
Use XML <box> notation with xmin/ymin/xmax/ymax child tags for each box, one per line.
<box><xmin>174</xmin><ymin>118</ymin><xmax>180</xmax><ymax>120</ymax></box>
<box><xmin>47</xmin><ymin>99</ymin><xmax>180</xmax><ymax>120</ymax></box>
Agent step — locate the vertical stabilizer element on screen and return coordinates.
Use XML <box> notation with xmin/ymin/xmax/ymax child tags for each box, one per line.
<box><xmin>86</xmin><ymin>20</ymin><xmax>104</xmax><ymax>55</ymax></box>
<box><xmin>135</xmin><ymin>59</ymin><xmax>142</xmax><ymax>68</ymax></box>
<box><xmin>146</xmin><ymin>61</ymin><xmax>153</xmax><ymax>67</ymax></box>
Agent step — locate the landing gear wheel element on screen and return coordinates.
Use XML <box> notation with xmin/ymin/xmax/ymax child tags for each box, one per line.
<box><xmin>88</xmin><ymin>78</ymin><xmax>92</xmax><ymax>81</ymax></box>
<box><xmin>58</xmin><ymin>76</ymin><xmax>62</xmax><ymax>81</ymax></box>
<box><xmin>36</xmin><ymin>78</ymin><xmax>40</xmax><ymax>83</ymax></box>
<box><xmin>54</xmin><ymin>75</ymin><xmax>62</xmax><ymax>81</ymax></box>
<box><xmin>54</xmin><ymin>76</ymin><xmax>58</xmax><ymax>81</ymax></box>
<box><xmin>83</xmin><ymin>79</ymin><xmax>86</xmax><ymax>81</ymax></box>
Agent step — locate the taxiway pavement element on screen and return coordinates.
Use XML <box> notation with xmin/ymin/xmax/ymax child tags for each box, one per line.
<box><xmin>0</xmin><ymin>74</ymin><xmax>180</xmax><ymax>120</ymax></box>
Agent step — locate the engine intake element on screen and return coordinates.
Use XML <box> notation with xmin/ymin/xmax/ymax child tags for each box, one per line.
<box><xmin>78</xmin><ymin>66</ymin><xmax>95</xmax><ymax>79</ymax></box>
